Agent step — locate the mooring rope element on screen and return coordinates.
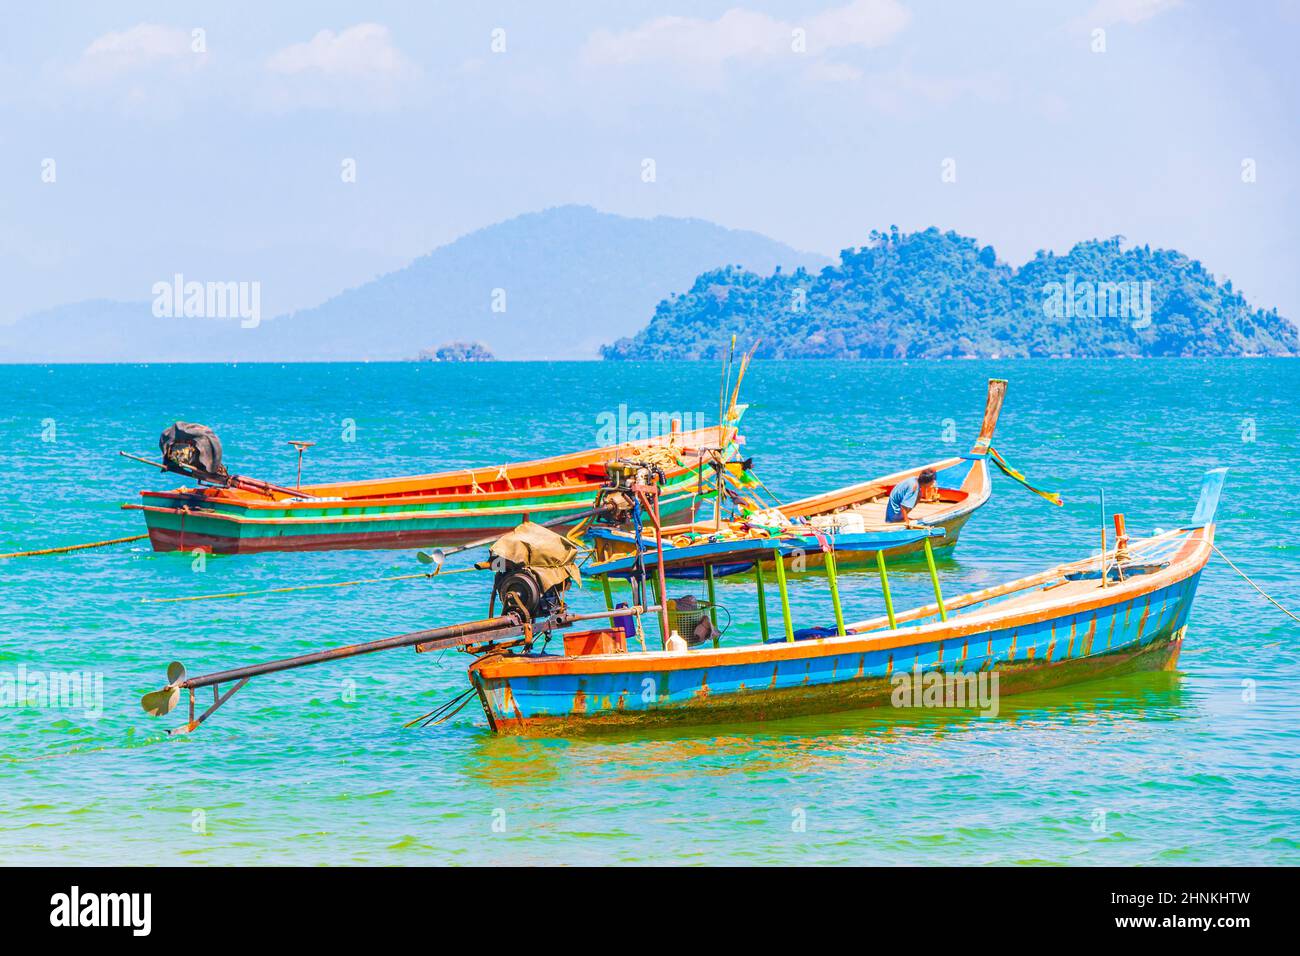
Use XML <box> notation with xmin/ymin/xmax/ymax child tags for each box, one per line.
<box><xmin>141</xmin><ymin>565</ymin><xmax>483</xmax><ymax>604</ymax></box>
<box><xmin>1212</xmin><ymin>542</ymin><xmax>1300</xmax><ymax>624</ymax></box>
<box><xmin>0</xmin><ymin>534</ymin><xmax>148</xmax><ymax>560</ymax></box>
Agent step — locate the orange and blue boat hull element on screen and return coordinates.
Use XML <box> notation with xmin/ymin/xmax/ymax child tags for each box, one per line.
<box><xmin>471</xmin><ymin>572</ymin><xmax>1199</xmax><ymax>735</ymax></box>
<box><xmin>470</xmin><ymin>462</ymin><xmax>1221</xmax><ymax>738</ymax></box>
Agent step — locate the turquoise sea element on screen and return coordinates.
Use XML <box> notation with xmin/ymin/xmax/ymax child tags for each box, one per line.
<box><xmin>1</xmin><ymin>359</ymin><xmax>1297</xmax><ymax>866</ymax></box>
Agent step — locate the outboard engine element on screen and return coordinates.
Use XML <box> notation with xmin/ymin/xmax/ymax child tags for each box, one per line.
<box><xmin>493</xmin><ymin>565</ymin><xmax>568</xmax><ymax>620</ymax></box>
<box><xmin>588</xmin><ymin>457</ymin><xmax>666</xmax><ymax>530</ymax></box>
<box><xmin>159</xmin><ymin>422</ymin><xmax>228</xmax><ymax>481</ymax></box>
<box><xmin>480</xmin><ymin>521</ymin><xmax>581</xmax><ymax>621</ymax></box>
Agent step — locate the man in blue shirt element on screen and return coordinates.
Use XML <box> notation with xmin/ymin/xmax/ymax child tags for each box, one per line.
<box><xmin>885</xmin><ymin>468</ymin><xmax>937</xmax><ymax>523</ymax></box>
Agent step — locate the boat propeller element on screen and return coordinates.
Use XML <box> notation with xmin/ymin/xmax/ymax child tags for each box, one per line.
<box><xmin>140</xmin><ymin>661</ymin><xmax>187</xmax><ymax>716</ymax></box>
<box><xmin>416</xmin><ymin>549</ymin><xmax>446</xmax><ymax>572</ymax></box>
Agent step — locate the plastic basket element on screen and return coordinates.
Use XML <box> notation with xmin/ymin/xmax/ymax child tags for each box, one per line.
<box><xmin>668</xmin><ymin>603</ymin><xmax>713</xmax><ymax>637</ymax></box>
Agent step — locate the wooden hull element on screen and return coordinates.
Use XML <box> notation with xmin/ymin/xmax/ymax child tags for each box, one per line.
<box><xmin>471</xmin><ymin>528</ymin><xmax>1210</xmax><ymax>736</ymax></box>
<box><xmin>131</xmin><ymin>424</ymin><xmax>731</xmax><ymax>554</ymax></box>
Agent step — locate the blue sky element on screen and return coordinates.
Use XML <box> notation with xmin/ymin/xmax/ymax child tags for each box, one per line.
<box><xmin>2</xmin><ymin>0</ymin><xmax>1297</xmax><ymax>325</ymax></box>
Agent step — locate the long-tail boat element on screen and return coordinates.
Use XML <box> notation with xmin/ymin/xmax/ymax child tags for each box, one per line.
<box><xmin>123</xmin><ymin>420</ymin><xmax>741</xmax><ymax>554</ymax></box>
<box><xmin>585</xmin><ymin>378</ymin><xmax>1015</xmax><ymax>579</ymax></box>
<box><xmin>141</xmin><ymin>468</ymin><xmax>1225</xmax><ymax>738</ymax></box>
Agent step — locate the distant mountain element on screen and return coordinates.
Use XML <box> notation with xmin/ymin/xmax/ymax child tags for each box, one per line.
<box><xmin>265</xmin><ymin>206</ymin><xmax>829</xmax><ymax>361</ymax></box>
<box><xmin>603</xmin><ymin>228</ymin><xmax>1300</xmax><ymax>359</ymax></box>
<box><xmin>0</xmin><ymin>299</ymin><xmax>258</xmax><ymax>364</ymax></box>
<box><xmin>0</xmin><ymin>206</ymin><xmax>828</xmax><ymax>363</ymax></box>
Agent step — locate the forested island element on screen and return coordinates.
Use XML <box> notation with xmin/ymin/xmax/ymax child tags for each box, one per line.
<box><xmin>417</xmin><ymin>341</ymin><xmax>495</xmax><ymax>362</ymax></box>
<box><xmin>602</xmin><ymin>228</ymin><xmax>1298</xmax><ymax>359</ymax></box>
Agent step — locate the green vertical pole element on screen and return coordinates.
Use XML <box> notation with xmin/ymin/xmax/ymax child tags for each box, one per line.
<box><xmin>754</xmin><ymin>559</ymin><xmax>770</xmax><ymax>644</ymax></box>
<box><xmin>876</xmin><ymin>550</ymin><xmax>897</xmax><ymax>629</ymax></box>
<box><xmin>773</xmin><ymin>546</ymin><xmax>795</xmax><ymax>643</ymax></box>
<box><xmin>826</xmin><ymin>546</ymin><xmax>845</xmax><ymax>636</ymax></box>
<box><xmin>923</xmin><ymin>536</ymin><xmax>947</xmax><ymax>621</ymax></box>
<box><xmin>600</xmin><ymin>574</ymin><xmax>614</xmax><ymax>611</ymax></box>
<box><xmin>704</xmin><ymin>562</ymin><xmax>720</xmax><ymax>648</ymax></box>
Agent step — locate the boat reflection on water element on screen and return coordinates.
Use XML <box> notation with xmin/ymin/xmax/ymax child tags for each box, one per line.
<box><xmin>462</xmin><ymin>669</ymin><xmax>1189</xmax><ymax>789</ymax></box>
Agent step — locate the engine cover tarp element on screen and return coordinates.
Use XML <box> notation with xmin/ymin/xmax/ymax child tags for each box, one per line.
<box><xmin>159</xmin><ymin>421</ymin><xmax>226</xmax><ymax>476</ymax></box>
<box><xmin>489</xmin><ymin>521</ymin><xmax>581</xmax><ymax>590</ymax></box>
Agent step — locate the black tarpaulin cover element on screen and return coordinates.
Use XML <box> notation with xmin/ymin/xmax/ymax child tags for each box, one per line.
<box><xmin>159</xmin><ymin>421</ymin><xmax>226</xmax><ymax>476</ymax></box>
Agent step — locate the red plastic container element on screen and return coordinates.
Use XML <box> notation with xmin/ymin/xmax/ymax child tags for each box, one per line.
<box><xmin>562</xmin><ymin>629</ymin><xmax>627</xmax><ymax>657</ymax></box>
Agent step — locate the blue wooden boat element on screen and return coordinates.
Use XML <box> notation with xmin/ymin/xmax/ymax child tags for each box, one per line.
<box><xmin>468</xmin><ymin>470</ymin><xmax>1225</xmax><ymax>735</ymax></box>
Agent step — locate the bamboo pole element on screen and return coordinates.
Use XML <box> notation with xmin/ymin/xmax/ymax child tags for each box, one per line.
<box><xmin>754</xmin><ymin>559</ymin><xmax>770</xmax><ymax>643</ymax></box>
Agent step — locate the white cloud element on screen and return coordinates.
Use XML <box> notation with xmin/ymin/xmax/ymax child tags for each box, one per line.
<box><xmin>807</xmin><ymin>0</ymin><xmax>912</xmax><ymax>52</ymax></box>
<box><xmin>586</xmin><ymin>10</ymin><xmax>787</xmax><ymax>65</ymax></box>
<box><xmin>70</xmin><ymin>24</ymin><xmax>203</xmax><ymax>84</ymax></box>
<box><xmin>584</xmin><ymin>0</ymin><xmax>910</xmax><ymax>66</ymax></box>
<box><xmin>266</xmin><ymin>23</ymin><xmax>415</xmax><ymax>78</ymax></box>
<box><xmin>1084</xmin><ymin>0</ymin><xmax>1182</xmax><ymax>26</ymax></box>
<box><xmin>262</xmin><ymin>23</ymin><xmax>419</xmax><ymax>112</ymax></box>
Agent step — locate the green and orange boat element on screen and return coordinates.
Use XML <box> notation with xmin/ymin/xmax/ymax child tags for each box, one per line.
<box><xmin>123</xmin><ymin>419</ymin><xmax>742</xmax><ymax>554</ymax></box>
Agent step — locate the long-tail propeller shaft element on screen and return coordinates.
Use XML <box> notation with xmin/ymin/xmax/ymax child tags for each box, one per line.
<box><xmin>141</xmin><ymin>604</ymin><xmax>658</xmax><ymax>734</ymax></box>
<box><xmin>141</xmin><ymin>613</ymin><xmax>523</xmax><ymax>734</ymax></box>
